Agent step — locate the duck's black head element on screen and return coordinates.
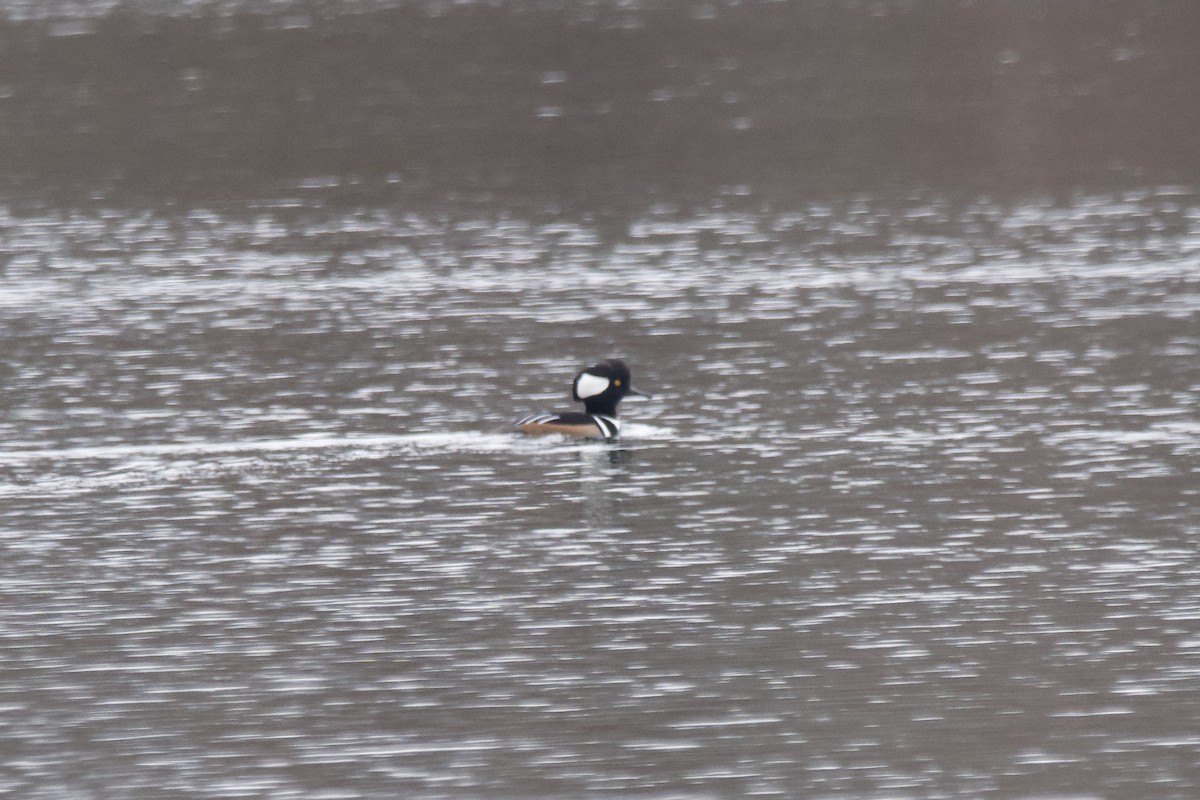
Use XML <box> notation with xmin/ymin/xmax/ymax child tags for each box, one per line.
<box><xmin>571</xmin><ymin>358</ymin><xmax>650</xmax><ymax>417</ymax></box>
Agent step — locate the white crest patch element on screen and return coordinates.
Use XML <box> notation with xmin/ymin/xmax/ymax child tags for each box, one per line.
<box><xmin>574</xmin><ymin>372</ymin><xmax>610</xmax><ymax>399</ymax></box>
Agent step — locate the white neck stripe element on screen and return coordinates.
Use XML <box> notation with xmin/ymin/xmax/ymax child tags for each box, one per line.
<box><xmin>591</xmin><ymin>415</ymin><xmax>619</xmax><ymax>438</ymax></box>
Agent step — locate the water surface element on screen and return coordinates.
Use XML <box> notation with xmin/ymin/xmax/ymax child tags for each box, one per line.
<box><xmin>2</xmin><ymin>192</ymin><xmax>1198</xmax><ymax>798</ymax></box>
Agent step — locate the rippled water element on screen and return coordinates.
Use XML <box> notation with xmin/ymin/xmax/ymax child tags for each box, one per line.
<box><xmin>2</xmin><ymin>191</ymin><xmax>1199</xmax><ymax>798</ymax></box>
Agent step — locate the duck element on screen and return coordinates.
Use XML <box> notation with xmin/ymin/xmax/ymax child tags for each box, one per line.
<box><xmin>512</xmin><ymin>358</ymin><xmax>650</xmax><ymax>440</ymax></box>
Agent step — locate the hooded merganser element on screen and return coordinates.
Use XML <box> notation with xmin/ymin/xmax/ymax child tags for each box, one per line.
<box><xmin>513</xmin><ymin>358</ymin><xmax>650</xmax><ymax>440</ymax></box>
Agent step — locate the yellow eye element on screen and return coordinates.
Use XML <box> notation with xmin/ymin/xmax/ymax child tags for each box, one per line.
<box><xmin>614</xmin><ymin>379</ymin><xmax>622</xmax><ymax>386</ymax></box>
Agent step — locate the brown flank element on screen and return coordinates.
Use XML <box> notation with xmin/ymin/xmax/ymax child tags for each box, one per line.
<box><xmin>515</xmin><ymin>421</ymin><xmax>604</xmax><ymax>439</ymax></box>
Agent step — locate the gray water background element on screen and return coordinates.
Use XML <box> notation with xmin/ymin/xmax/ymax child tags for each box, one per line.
<box><xmin>2</xmin><ymin>2</ymin><xmax>1200</xmax><ymax>799</ymax></box>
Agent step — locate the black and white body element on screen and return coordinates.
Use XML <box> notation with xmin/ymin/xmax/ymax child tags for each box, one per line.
<box><xmin>513</xmin><ymin>358</ymin><xmax>650</xmax><ymax>440</ymax></box>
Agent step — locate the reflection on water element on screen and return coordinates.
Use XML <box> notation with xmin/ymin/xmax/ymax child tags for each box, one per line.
<box><xmin>1</xmin><ymin>191</ymin><xmax>1198</xmax><ymax>798</ymax></box>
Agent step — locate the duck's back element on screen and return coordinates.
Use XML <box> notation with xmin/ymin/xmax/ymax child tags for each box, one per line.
<box><xmin>512</xmin><ymin>412</ymin><xmax>619</xmax><ymax>439</ymax></box>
